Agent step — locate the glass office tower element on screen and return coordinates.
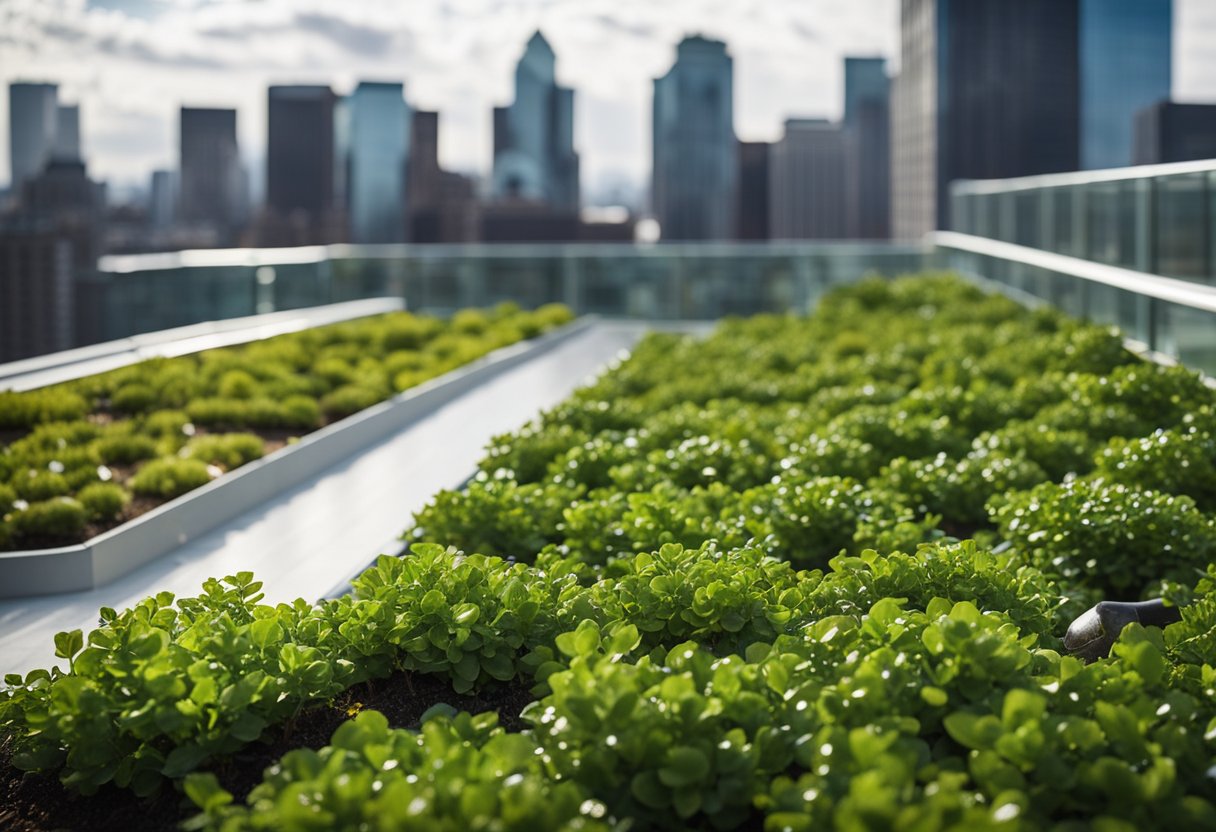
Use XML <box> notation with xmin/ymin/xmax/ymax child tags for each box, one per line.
<box><xmin>491</xmin><ymin>32</ymin><xmax>579</xmax><ymax>210</ymax></box>
<box><xmin>893</xmin><ymin>0</ymin><xmax>1080</xmax><ymax>239</ymax></box>
<box><xmin>1080</xmin><ymin>0</ymin><xmax>1172</xmax><ymax>170</ymax></box>
<box><xmin>652</xmin><ymin>36</ymin><xmax>737</xmax><ymax>241</ymax></box>
<box><xmin>8</xmin><ymin>82</ymin><xmax>59</xmax><ymax>191</ymax></box>
<box><xmin>348</xmin><ymin>82</ymin><xmax>410</xmax><ymax>244</ymax></box>
<box><xmin>843</xmin><ymin>57</ymin><xmax>891</xmax><ymax>239</ymax></box>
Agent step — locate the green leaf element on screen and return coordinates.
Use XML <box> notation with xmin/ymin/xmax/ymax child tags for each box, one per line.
<box><xmin>452</xmin><ymin>603</ymin><xmax>480</xmax><ymax>626</ymax></box>
<box><xmin>249</xmin><ymin>617</ymin><xmax>283</xmax><ymax>649</ymax></box>
<box><xmin>163</xmin><ymin>744</ymin><xmax>209</xmax><ymax>778</ymax></box>
<box><xmin>420</xmin><ymin>702</ymin><xmax>458</xmax><ymax>723</ymax></box>
<box><xmin>229</xmin><ymin>711</ymin><xmax>267</xmax><ymax>742</ymax></box>
<box><xmin>659</xmin><ymin>746</ymin><xmax>711</xmax><ymax>787</ymax></box>
<box><xmin>421</xmin><ymin>589</ymin><xmax>446</xmax><ymax>614</ymax></box>
<box><xmin>54</xmin><ymin>629</ymin><xmax>83</xmax><ymax>661</ymax></box>
<box><xmin>943</xmin><ymin>711</ymin><xmax>1003</xmax><ymax>750</ymax></box>
<box><xmin>920</xmin><ymin>686</ymin><xmax>949</xmax><ymax>707</ymax></box>
<box><xmin>183</xmin><ymin>773</ymin><xmax>233</xmax><ymax>813</ymax></box>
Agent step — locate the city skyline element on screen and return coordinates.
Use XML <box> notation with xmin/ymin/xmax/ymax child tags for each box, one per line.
<box><xmin>5</xmin><ymin>0</ymin><xmax>1215</xmax><ymax>200</ymax></box>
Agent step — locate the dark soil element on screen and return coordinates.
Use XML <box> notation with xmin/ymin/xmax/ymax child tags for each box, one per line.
<box><xmin>0</xmin><ymin>670</ymin><xmax>537</xmax><ymax>832</ymax></box>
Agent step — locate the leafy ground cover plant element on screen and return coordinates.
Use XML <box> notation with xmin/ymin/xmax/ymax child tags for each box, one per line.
<box><xmin>0</xmin><ymin>303</ymin><xmax>574</xmax><ymax>550</ymax></box>
<box><xmin>4</xmin><ymin>275</ymin><xmax>1216</xmax><ymax>831</ymax></box>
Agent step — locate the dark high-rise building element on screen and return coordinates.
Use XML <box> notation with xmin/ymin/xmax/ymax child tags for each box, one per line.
<box><xmin>179</xmin><ymin>107</ymin><xmax>243</xmax><ymax>244</ymax></box>
<box><xmin>491</xmin><ymin>32</ymin><xmax>580</xmax><ymax>210</ymax></box>
<box><xmin>21</xmin><ymin>159</ymin><xmax>102</xmax><ymax>273</ymax></box>
<box><xmin>653</xmin><ymin>36</ymin><xmax>737</xmax><ymax>241</ymax></box>
<box><xmin>843</xmin><ymin>57</ymin><xmax>891</xmax><ymax>239</ymax></box>
<box><xmin>1134</xmin><ymin>101</ymin><xmax>1216</xmax><ymax>164</ymax></box>
<box><xmin>9</xmin><ymin>83</ymin><xmax>59</xmax><ymax>192</ymax></box>
<box><xmin>0</xmin><ymin>230</ymin><xmax>73</xmax><ymax>362</ymax></box>
<box><xmin>407</xmin><ymin>110</ymin><xmax>479</xmax><ymax>243</ymax></box>
<box><xmin>737</xmin><ymin>141</ymin><xmax>770</xmax><ymax>240</ymax></box>
<box><xmin>894</xmin><ymin>0</ymin><xmax>1176</xmax><ymax>236</ymax></box>
<box><xmin>769</xmin><ymin>119</ymin><xmax>847</xmax><ymax>240</ymax></box>
<box><xmin>892</xmin><ymin>0</ymin><xmax>1081</xmax><ymax>238</ymax></box>
<box><xmin>1080</xmin><ymin>0</ymin><xmax>1172</xmax><ymax>170</ymax></box>
<box><xmin>264</xmin><ymin>85</ymin><xmax>338</xmax><ymax>245</ymax></box>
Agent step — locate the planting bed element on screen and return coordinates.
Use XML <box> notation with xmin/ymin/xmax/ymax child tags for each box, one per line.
<box><xmin>0</xmin><ymin>303</ymin><xmax>574</xmax><ymax>552</ymax></box>
<box><xmin>2</xmin><ymin>275</ymin><xmax>1216</xmax><ymax>831</ymax></box>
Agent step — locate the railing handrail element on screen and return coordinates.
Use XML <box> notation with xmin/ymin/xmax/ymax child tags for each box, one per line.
<box><xmin>98</xmin><ymin>240</ymin><xmax>927</xmax><ymax>274</ymax></box>
<box><xmin>932</xmin><ymin>231</ymin><xmax>1216</xmax><ymax>315</ymax></box>
<box><xmin>950</xmin><ymin>157</ymin><xmax>1216</xmax><ymax>196</ymax></box>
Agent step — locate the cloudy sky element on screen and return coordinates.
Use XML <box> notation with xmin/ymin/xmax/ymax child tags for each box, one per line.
<box><xmin>3</xmin><ymin>0</ymin><xmax>1216</xmax><ymax>202</ymax></box>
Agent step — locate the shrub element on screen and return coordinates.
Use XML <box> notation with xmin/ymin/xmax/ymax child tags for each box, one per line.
<box><xmin>320</xmin><ymin>384</ymin><xmax>383</xmax><ymax>420</ymax></box>
<box><xmin>0</xmin><ymin>389</ymin><xmax>89</xmax><ymax>429</ymax></box>
<box><xmin>10</xmin><ymin>497</ymin><xmax>87</xmax><ymax>540</ymax></box>
<box><xmin>76</xmin><ymin>483</ymin><xmax>130</xmax><ymax>521</ymax></box>
<box><xmin>186</xmin><ymin>398</ymin><xmax>250</xmax><ymax>429</ymax></box>
<box><xmin>131</xmin><ymin>458</ymin><xmax>214</xmax><ymax>499</ymax></box>
<box><xmin>991</xmin><ymin>478</ymin><xmax>1216</xmax><ymax>598</ymax></box>
<box><xmin>13</xmin><ymin>470</ymin><xmax>71</xmax><ymax>502</ymax></box>
<box><xmin>216</xmin><ymin>370</ymin><xmax>257</xmax><ymax>399</ymax></box>
<box><xmin>1093</xmin><ymin>410</ymin><xmax>1216</xmax><ymax>510</ymax></box>
<box><xmin>110</xmin><ymin>383</ymin><xmax>158</xmax><ymax>414</ymax></box>
<box><xmin>181</xmin><ymin>434</ymin><xmax>264</xmax><ymax>470</ymax></box>
<box><xmin>141</xmin><ymin>409</ymin><xmax>192</xmax><ymax>437</ymax></box>
<box><xmin>93</xmin><ymin>433</ymin><xmax>159</xmax><ymax>465</ymax></box>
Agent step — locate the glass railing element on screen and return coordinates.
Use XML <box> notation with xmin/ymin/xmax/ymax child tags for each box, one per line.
<box><xmin>88</xmin><ymin>242</ymin><xmax>929</xmax><ymax>341</ymax></box>
<box><xmin>949</xmin><ymin>159</ymin><xmax>1216</xmax><ymax>283</ymax></box>
<box><xmin>79</xmin><ymin>231</ymin><xmax>1216</xmax><ymax>379</ymax></box>
<box><xmin>936</xmin><ymin>230</ymin><xmax>1216</xmax><ymax>377</ymax></box>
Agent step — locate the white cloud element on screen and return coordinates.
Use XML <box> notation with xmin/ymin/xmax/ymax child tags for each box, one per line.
<box><xmin>1</xmin><ymin>0</ymin><xmax>1214</xmax><ymax>197</ymax></box>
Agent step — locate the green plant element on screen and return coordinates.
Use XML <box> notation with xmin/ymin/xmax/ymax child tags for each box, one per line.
<box><xmin>9</xmin><ymin>497</ymin><xmax>87</xmax><ymax>540</ymax></box>
<box><xmin>991</xmin><ymin>478</ymin><xmax>1216</xmax><ymax>598</ymax></box>
<box><xmin>182</xmin><ymin>434</ymin><xmax>265</xmax><ymax>470</ymax></box>
<box><xmin>183</xmin><ymin>710</ymin><xmax>612</xmax><ymax>832</ymax></box>
<box><xmin>131</xmin><ymin>458</ymin><xmax>214</xmax><ymax>499</ymax></box>
<box><xmin>76</xmin><ymin>482</ymin><xmax>130</xmax><ymax>521</ymax></box>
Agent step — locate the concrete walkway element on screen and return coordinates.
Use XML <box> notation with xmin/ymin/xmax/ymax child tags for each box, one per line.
<box><xmin>0</xmin><ymin>321</ymin><xmax>673</xmax><ymax>674</ymax></box>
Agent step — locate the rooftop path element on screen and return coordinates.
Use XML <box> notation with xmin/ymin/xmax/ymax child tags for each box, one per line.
<box><xmin>0</xmin><ymin>320</ymin><xmax>707</xmax><ymax>674</ymax></box>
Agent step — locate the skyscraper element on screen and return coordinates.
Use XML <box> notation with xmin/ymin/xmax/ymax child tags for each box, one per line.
<box><xmin>9</xmin><ymin>83</ymin><xmax>59</xmax><ymax>191</ymax></box>
<box><xmin>893</xmin><ymin>0</ymin><xmax>1176</xmax><ymax>236</ymax></box>
<box><xmin>892</xmin><ymin>0</ymin><xmax>1081</xmax><ymax>238</ymax></box>
<box><xmin>491</xmin><ymin>32</ymin><xmax>579</xmax><ymax>210</ymax></box>
<box><xmin>652</xmin><ymin>35</ymin><xmax>737</xmax><ymax>241</ymax></box>
<box><xmin>1134</xmin><ymin>101</ymin><xmax>1216</xmax><ymax>164</ymax></box>
<box><xmin>54</xmin><ymin>105</ymin><xmax>80</xmax><ymax>162</ymax></box>
<box><xmin>347</xmin><ymin>82</ymin><xmax>410</xmax><ymax>244</ymax></box>
<box><xmin>265</xmin><ymin>85</ymin><xmax>338</xmax><ymax>245</ymax></box>
<box><xmin>149</xmin><ymin>169</ymin><xmax>176</xmax><ymax>231</ymax></box>
<box><xmin>407</xmin><ymin>111</ymin><xmax>480</xmax><ymax>243</ymax></box>
<box><xmin>842</xmin><ymin>57</ymin><xmax>891</xmax><ymax>239</ymax></box>
<box><xmin>769</xmin><ymin>119</ymin><xmax>847</xmax><ymax>240</ymax></box>
<box><xmin>179</xmin><ymin>107</ymin><xmax>243</xmax><ymax>243</ymax></box>
<box><xmin>737</xmin><ymin>141</ymin><xmax>771</xmax><ymax>240</ymax></box>
<box><xmin>1080</xmin><ymin>0</ymin><xmax>1172</xmax><ymax>170</ymax></box>
<box><xmin>0</xmin><ymin>231</ymin><xmax>73</xmax><ymax>362</ymax></box>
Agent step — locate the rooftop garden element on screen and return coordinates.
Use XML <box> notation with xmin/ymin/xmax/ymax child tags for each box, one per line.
<box><xmin>0</xmin><ymin>303</ymin><xmax>573</xmax><ymax>551</ymax></box>
<box><xmin>2</xmin><ymin>275</ymin><xmax>1214</xmax><ymax>831</ymax></box>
